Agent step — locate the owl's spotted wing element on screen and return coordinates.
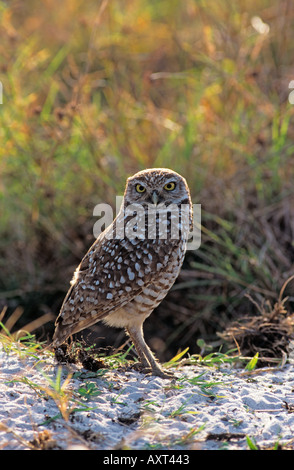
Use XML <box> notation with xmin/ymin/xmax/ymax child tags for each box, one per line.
<box><xmin>53</xmin><ymin>231</ymin><xmax>178</xmax><ymax>346</ymax></box>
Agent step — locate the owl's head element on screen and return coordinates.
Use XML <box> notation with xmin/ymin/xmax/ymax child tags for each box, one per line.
<box><xmin>124</xmin><ymin>168</ymin><xmax>191</xmax><ymax>208</ymax></box>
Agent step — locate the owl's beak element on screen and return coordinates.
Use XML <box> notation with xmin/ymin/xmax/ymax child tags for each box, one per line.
<box><xmin>152</xmin><ymin>191</ymin><xmax>159</xmax><ymax>206</ymax></box>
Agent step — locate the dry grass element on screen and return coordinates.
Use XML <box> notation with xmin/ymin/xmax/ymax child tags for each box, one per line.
<box><xmin>220</xmin><ymin>275</ymin><xmax>294</xmax><ymax>365</ymax></box>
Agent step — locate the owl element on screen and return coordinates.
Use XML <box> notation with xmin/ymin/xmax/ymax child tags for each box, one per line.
<box><xmin>53</xmin><ymin>168</ymin><xmax>193</xmax><ymax>378</ymax></box>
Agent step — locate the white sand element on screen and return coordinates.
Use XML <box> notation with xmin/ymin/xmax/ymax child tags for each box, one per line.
<box><xmin>1</xmin><ymin>346</ymin><xmax>294</xmax><ymax>450</ymax></box>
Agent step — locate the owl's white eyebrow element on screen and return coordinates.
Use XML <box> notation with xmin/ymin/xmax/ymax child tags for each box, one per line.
<box><xmin>131</xmin><ymin>179</ymin><xmax>145</xmax><ymax>185</ymax></box>
<box><xmin>164</xmin><ymin>179</ymin><xmax>177</xmax><ymax>185</ymax></box>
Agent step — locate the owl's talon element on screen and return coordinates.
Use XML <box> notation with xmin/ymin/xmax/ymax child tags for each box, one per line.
<box><xmin>130</xmin><ymin>362</ymin><xmax>174</xmax><ymax>379</ymax></box>
<box><xmin>151</xmin><ymin>368</ymin><xmax>175</xmax><ymax>379</ymax></box>
<box><xmin>131</xmin><ymin>362</ymin><xmax>150</xmax><ymax>372</ymax></box>
<box><xmin>141</xmin><ymin>366</ymin><xmax>174</xmax><ymax>379</ymax></box>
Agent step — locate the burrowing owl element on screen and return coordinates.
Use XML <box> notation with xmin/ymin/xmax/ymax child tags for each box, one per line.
<box><xmin>53</xmin><ymin>168</ymin><xmax>193</xmax><ymax>378</ymax></box>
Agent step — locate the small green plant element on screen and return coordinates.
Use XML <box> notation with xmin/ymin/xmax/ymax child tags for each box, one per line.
<box><xmin>171</xmin><ymin>424</ymin><xmax>206</xmax><ymax>447</ymax></box>
<box><xmin>100</xmin><ymin>345</ymin><xmax>136</xmax><ymax>369</ymax></box>
<box><xmin>0</xmin><ymin>307</ymin><xmax>53</xmax><ymax>361</ymax></box>
<box><xmin>271</xmin><ymin>438</ymin><xmax>282</xmax><ymax>450</ymax></box>
<box><xmin>142</xmin><ymin>400</ymin><xmax>162</xmax><ymax>413</ymax></box>
<box><xmin>40</xmin><ymin>367</ymin><xmax>101</xmax><ymax>421</ymax></box>
<box><xmin>245</xmin><ymin>353</ymin><xmax>259</xmax><ymax>371</ymax></box>
<box><xmin>111</xmin><ymin>388</ymin><xmax>127</xmax><ymax>406</ymax></box>
<box><xmin>7</xmin><ymin>376</ymin><xmax>48</xmax><ymax>399</ymax></box>
<box><xmin>76</xmin><ymin>382</ymin><xmax>101</xmax><ymax>401</ymax></box>
<box><xmin>33</xmin><ymin>367</ymin><xmax>75</xmax><ymax>421</ymax></box>
<box><xmin>144</xmin><ymin>442</ymin><xmax>164</xmax><ymax>450</ymax></box>
<box><xmin>164</xmin><ymin>347</ymin><xmax>190</xmax><ymax>369</ymax></box>
<box><xmin>246</xmin><ymin>435</ymin><xmax>259</xmax><ymax>450</ymax></box>
<box><xmin>169</xmin><ymin>399</ymin><xmax>193</xmax><ymax>418</ymax></box>
<box><xmin>185</xmin><ymin>375</ymin><xmax>226</xmax><ymax>399</ymax></box>
<box><xmin>163</xmin><ymin>344</ymin><xmax>248</xmax><ymax>371</ymax></box>
<box><xmin>7</xmin><ymin>365</ymin><xmax>98</xmax><ymax>424</ymax></box>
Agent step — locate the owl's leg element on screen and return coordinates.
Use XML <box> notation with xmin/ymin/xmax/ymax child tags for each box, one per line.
<box><xmin>128</xmin><ymin>338</ymin><xmax>150</xmax><ymax>370</ymax></box>
<box><xmin>126</xmin><ymin>324</ymin><xmax>174</xmax><ymax>379</ymax></box>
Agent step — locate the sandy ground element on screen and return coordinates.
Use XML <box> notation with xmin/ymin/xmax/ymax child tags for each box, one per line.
<box><xmin>1</xmin><ymin>345</ymin><xmax>294</xmax><ymax>451</ymax></box>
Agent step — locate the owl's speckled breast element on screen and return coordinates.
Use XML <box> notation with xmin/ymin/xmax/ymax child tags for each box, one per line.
<box><xmin>102</xmin><ymin>237</ymin><xmax>186</xmax><ymax>329</ymax></box>
<box><xmin>123</xmin><ymin>237</ymin><xmax>186</xmax><ymax>316</ymax></box>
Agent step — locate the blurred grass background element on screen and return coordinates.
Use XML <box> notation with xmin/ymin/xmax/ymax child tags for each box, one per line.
<box><xmin>0</xmin><ymin>0</ymin><xmax>293</xmax><ymax>359</ymax></box>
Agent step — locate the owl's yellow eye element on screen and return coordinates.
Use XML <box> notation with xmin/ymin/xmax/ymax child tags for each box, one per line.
<box><xmin>164</xmin><ymin>182</ymin><xmax>176</xmax><ymax>191</ymax></box>
<box><xmin>135</xmin><ymin>184</ymin><xmax>146</xmax><ymax>193</ymax></box>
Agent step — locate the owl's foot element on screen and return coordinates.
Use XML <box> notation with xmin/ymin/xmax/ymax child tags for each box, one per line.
<box><xmin>131</xmin><ymin>361</ymin><xmax>174</xmax><ymax>379</ymax></box>
<box><xmin>150</xmin><ymin>367</ymin><xmax>175</xmax><ymax>379</ymax></box>
<box><xmin>140</xmin><ymin>364</ymin><xmax>174</xmax><ymax>379</ymax></box>
<box><xmin>126</xmin><ymin>326</ymin><xmax>175</xmax><ymax>379</ymax></box>
<box><xmin>131</xmin><ymin>361</ymin><xmax>149</xmax><ymax>372</ymax></box>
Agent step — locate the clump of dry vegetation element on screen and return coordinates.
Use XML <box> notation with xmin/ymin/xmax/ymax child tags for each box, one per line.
<box><xmin>54</xmin><ymin>341</ymin><xmax>106</xmax><ymax>372</ymax></box>
<box><xmin>220</xmin><ymin>276</ymin><xmax>294</xmax><ymax>365</ymax></box>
